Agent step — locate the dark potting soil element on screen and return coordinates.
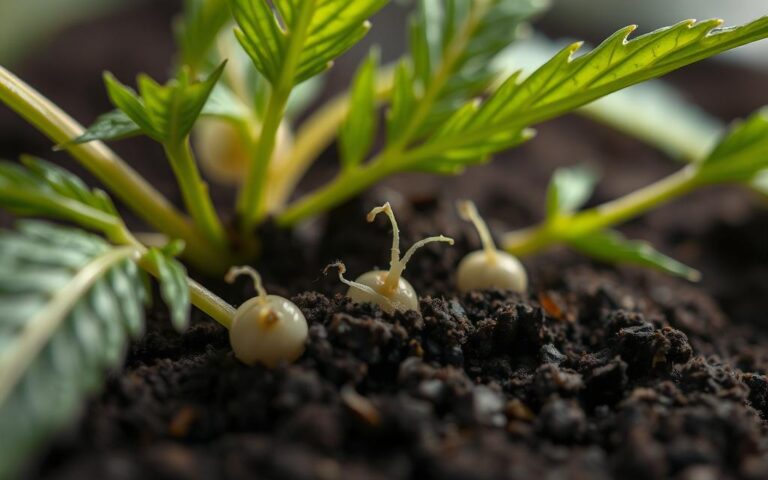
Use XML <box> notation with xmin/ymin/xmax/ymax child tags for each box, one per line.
<box><xmin>1</xmin><ymin>2</ymin><xmax>767</xmax><ymax>479</ymax></box>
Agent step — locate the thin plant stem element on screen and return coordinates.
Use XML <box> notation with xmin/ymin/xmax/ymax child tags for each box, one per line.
<box><xmin>502</xmin><ymin>165</ymin><xmax>702</xmax><ymax>256</ymax></box>
<box><xmin>164</xmin><ymin>138</ymin><xmax>227</xmax><ymax>248</ymax></box>
<box><xmin>237</xmin><ymin>1</ymin><xmax>315</xmax><ymax>232</ymax></box>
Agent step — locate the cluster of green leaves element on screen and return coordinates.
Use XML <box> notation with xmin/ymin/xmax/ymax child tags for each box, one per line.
<box><xmin>339</xmin><ymin>0</ymin><xmax>545</xmax><ymax>173</ymax></box>
<box><xmin>280</xmin><ymin>8</ymin><xmax>768</xmax><ymax>223</ymax></box>
<box><xmin>79</xmin><ymin>64</ymin><xmax>225</xmax><ymax>146</ymax></box>
<box><xmin>404</xmin><ymin>16</ymin><xmax>768</xmax><ymax>172</ymax></box>
<box><xmin>0</xmin><ymin>223</ymin><xmax>145</xmax><ymax>476</ymax></box>
<box><xmin>0</xmin><ymin>163</ymin><xmax>192</xmax><ymax>478</ymax></box>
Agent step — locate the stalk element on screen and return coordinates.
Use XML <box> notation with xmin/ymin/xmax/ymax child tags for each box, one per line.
<box><xmin>502</xmin><ymin>165</ymin><xmax>702</xmax><ymax>255</ymax></box>
<box><xmin>277</xmin><ymin>3</ymin><xmax>487</xmax><ymax>225</ymax></box>
<box><xmin>237</xmin><ymin>1</ymin><xmax>316</xmax><ymax>232</ymax></box>
<box><xmin>164</xmin><ymin>139</ymin><xmax>227</xmax><ymax>248</ymax></box>
<box><xmin>0</xmin><ymin>65</ymin><xmax>231</xmax><ymax>273</ymax></box>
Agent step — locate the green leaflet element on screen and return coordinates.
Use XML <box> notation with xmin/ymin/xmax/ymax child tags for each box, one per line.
<box><xmin>339</xmin><ymin>50</ymin><xmax>379</xmax><ymax>170</ymax></box>
<box><xmin>62</xmin><ymin>110</ymin><xmax>142</xmax><ymax>147</ymax></box>
<box><xmin>145</xmin><ymin>248</ymin><xmax>191</xmax><ymax>332</ymax></box>
<box><xmin>546</xmin><ymin>165</ymin><xmax>599</xmax><ymax>219</ymax></box>
<box><xmin>175</xmin><ymin>0</ymin><xmax>232</xmax><ymax>73</ymax></box>
<box><xmin>102</xmin><ymin>62</ymin><xmax>226</xmax><ymax>144</ymax></box>
<box><xmin>230</xmin><ymin>0</ymin><xmax>387</xmax><ymax>86</ymax></box>
<box><xmin>386</xmin><ymin>61</ymin><xmax>417</xmax><ymax>144</ymax></box>
<box><xmin>569</xmin><ymin>229</ymin><xmax>700</xmax><ymax>281</ymax></box>
<box><xmin>696</xmin><ymin>108</ymin><xmax>768</xmax><ymax>184</ymax></box>
<box><xmin>494</xmin><ymin>33</ymin><xmax>725</xmax><ymax>162</ymax></box>
<box><xmin>408</xmin><ymin>0</ymin><xmax>546</xmax><ymax>131</ymax></box>
<box><xmin>410</xmin><ymin>16</ymin><xmax>768</xmax><ymax>166</ymax></box>
<box><xmin>0</xmin><ymin>157</ymin><xmax>123</xmax><ymax>235</ymax></box>
<box><xmin>0</xmin><ymin>222</ymin><xmax>146</xmax><ymax>478</ymax></box>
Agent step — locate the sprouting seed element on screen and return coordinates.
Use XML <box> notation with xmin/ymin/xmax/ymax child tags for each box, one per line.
<box><xmin>456</xmin><ymin>200</ymin><xmax>527</xmax><ymax>293</ymax></box>
<box><xmin>327</xmin><ymin>202</ymin><xmax>454</xmax><ymax>314</ymax></box>
<box><xmin>225</xmin><ymin>266</ymin><xmax>308</xmax><ymax>367</ymax></box>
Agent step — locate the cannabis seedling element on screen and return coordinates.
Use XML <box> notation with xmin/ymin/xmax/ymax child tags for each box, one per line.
<box><xmin>329</xmin><ymin>202</ymin><xmax>453</xmax><ymax>313</ymax></box>
<box><xmin>225</xmin><ymin>266</ymin><xmax>308</xmax><ymax>367</ymax></box>
<box><xmin>456</xmin><ymin>200</ymin><xmax>527</xmax><ymax>293</ymax></box>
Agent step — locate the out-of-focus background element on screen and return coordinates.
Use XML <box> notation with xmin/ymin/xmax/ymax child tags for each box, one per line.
<box><xmin>1</xmin><ymin>0</ymin><xmax>766</xmax><ymax>69</ymax></box>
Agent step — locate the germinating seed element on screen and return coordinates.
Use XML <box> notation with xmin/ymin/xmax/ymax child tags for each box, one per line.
<box><xmin>225</xmin><ymin>266</ymin><xmax>308</xmax><ymax>367</ymax></box>
<box><xmin>328</xmin><ymin>202</ymin><xmax>453</xmax><ymax>314</ymax></box>
<box><xmin>456</xmin><ymin>200</ymin><xmax>527</xmax><ymax>293</ymax></box>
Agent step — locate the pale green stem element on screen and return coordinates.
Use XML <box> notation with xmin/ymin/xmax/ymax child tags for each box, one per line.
<box><xmin>502</xmin><ymin>165</ymin><xmax>702</xmax><ymax>255</ymax></box>
<box><xmin>163</xmin><ymin>138</ymin><xmax>227</xmax><ymax>248</ymax></box>
<box><xmin>0</xmin><ymin>65</ymin><xmax>231</xmax><ymax>274</ymax></box>
<box><xmin>237</xmin><ymin>1</ymin><xmax>316</xmax><ymax>231</ymax></box>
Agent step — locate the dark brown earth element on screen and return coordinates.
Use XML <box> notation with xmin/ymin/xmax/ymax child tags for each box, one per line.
<box><xmin>1</xmin><ymin>2</ymin><xmax>768</xmax><ymax>479</ymax></box>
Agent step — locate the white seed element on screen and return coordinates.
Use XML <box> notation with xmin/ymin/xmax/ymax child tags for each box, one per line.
<box><xmin>226</xmin><ymin>266</ymin><xmax>308</xmax><ymax>367</ymax></box>
<box><xmin>347</xmin><ymin>270</ymin><xmax>418</xmax><ymax>314</ymax></box>
<box><xmin>327</xmin><ymin>202</ymin><xmax>453</xmax><ymax>314</ymax></box>
<box><xmin>457</xmin><ymin>249</ymin><xmax>527</xmax><ymax>293</ymax></box>
<box><xmin>456</xmin><ymin>200</ymin><xmax>528</xmax><ymax>293</ymax></box>
<box><xmin>229</xmin><ymin>295</ymin><xmax>308</xmax><ymax>367</ymax></box>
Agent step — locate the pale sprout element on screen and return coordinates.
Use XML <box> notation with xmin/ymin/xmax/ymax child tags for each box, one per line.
<box><xmin>225</xmin><ymin>266</ymin><xmax>308</xmax><ymax>367</ymax></box>
<box><xmin>456</xmin><ymin>200</ymin><xmax>527</xmax><ymax>293</ymax></box>
<box><xmin>328</xmin><ymin>202</ymin><xmax>454</xmax><ymax>314</ymax></box>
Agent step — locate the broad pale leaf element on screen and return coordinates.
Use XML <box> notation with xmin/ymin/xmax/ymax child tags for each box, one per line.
<box><xmin>0</xmin><ymin>222</ymin><xmax>146</xmax><ymax>478</ymax></box>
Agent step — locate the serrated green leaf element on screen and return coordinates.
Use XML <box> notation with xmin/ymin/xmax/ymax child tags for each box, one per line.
<box><xmin>339</xmin><ymin>50</ymin><xmax>379</xmax><ymax>170</ymax></box>
<box><xmin>102</xmin><ymin>62</ymin><xmax>226</xmax><ymax>144</ymax></box>
<box><xmin>145</xmin><ymin>249</ymin><xmax>191</xmax><ymax>332</ymax></box>
<box><xmin>569</xmin><ymin>229</ymin><xmax>701</xmax><ymax>281</ymax></box>
<box><xmin>230</xmin><ymin>0</ymin><xmax>387</xmax><ymax>86</ymax></box>
<box><xmin>411</xmin><ymin>17</ymin><xmax>768</xmax><ymax>166</ymax></box>
<box><xmin>62</xmin><ymin>110</ymin><xmax>141</xmax><ymax>147</ymax></box>
<box><xmin>494</xmin><ymin>33</ymin><xmax>725</xmax><ymax>162</ymax></box>
<box><xmin>386</xmin><ymin>61</ymin><xmax>417</xmax><ymax>143</ymax></box>
<box><xmin>103</xmin><ymin>72</ymin><xmax>158</xmax><ymax>138</ymax></box>
<box><xmin>696</xmin><ymin>108</ymin><xmax>768</xmax><ymax>184</ymax></box>
<box><xmin>546</xmin><ymin>165</ymin><xmax>599</xmax><ymax>219</ymax></box>
<box><xmin>175</xmin><ymin>0</ymin><xmax>232</xmax><ymax>72</ymax></box>
<box><xmin>410</xmin><ymin>0</ymin><xmax>546</xmax><ymax>130</ymax></box>
<box><xmin>0</xmin><ymin>157</ymin><xmax>122</xmax><ymax>235</ymax></box>
<box><xmin>0</xmin><ymin>222</ymin><xmax>145</xmax><ymax>478</ymax></box>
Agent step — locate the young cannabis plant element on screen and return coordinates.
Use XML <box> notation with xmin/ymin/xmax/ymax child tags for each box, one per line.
<box><xmin>502</xmin><ymin>108</ymin><xmax>768</xmax><ymax>278</ymax></box>
<box><xmin>329</xmin><ymin>202</ymin><xmax>453</xmax><ymax>314</ymax></box>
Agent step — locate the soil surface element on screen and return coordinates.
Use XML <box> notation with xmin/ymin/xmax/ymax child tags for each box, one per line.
<box><xmin>1</xmin><ymin>2</ymin><xmax>768</xmax><ymax>479</ymax></box>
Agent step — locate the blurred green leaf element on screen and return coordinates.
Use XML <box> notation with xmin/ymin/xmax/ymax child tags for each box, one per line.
<box><xmin>339</xmin><ymin>50</ymin><xmax>379</xmax><ymax>170</ymax></box>
<box><xmin>145</xmin><ymin>248</ymin><xmax>190</xmax><ymax>332</ymax></box>
<box><xmin>64</xmin><ymin>110</ymin><xmax>141</xmax><ymax>147</ymax></box>
<box><xmin>697</xmin><ymin>108</ymin><xmax>768</xmax><ymax>183</ymax></box>
<box><xmin>569</xmin><ymin>229</ymin><xmax>701</xmax><ymax>281</ymax></box>
<box><xmin>546</xmin><ymin>165</ymin><xmax>599</xmax><ymax>219</ymax></box>
<box><xmin>0</xmin><ymin>222</ymin><xmax>145</xmax><ymax>478</ymax></box>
